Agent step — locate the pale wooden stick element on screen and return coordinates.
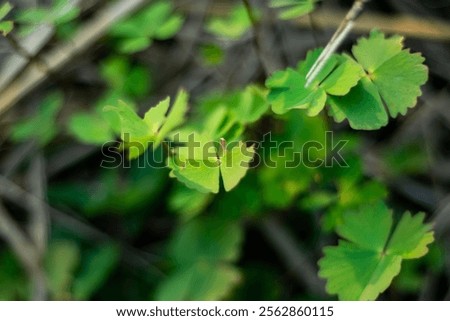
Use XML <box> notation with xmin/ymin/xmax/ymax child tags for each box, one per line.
<box><xmin>305</xmin><ymin>0</ymin><xmax>369</xmax><ymax>87</ymax></box>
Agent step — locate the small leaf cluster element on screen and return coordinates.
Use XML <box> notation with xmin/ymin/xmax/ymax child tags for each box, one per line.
<box><xmin>15</xmin><ymin>0</ymin><xmax>80</xmax><ymax>37</ymax></box>
<box><xmin>266</xmin><ymin>30</ymin><xmax>428</xmax><ymax>130</ymax></box>
<box><xmin>109</xmin><ymin>1</ymin><xmax>184</xmax><ymax>53</ymax></box>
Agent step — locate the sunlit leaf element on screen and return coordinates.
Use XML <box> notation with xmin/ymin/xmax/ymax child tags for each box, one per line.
<box><xmin>105</xmin><ymin>90</ymin><xmax>188</xmax><ymax>159</ymax></box>
<box><xmin>270</xmin><ymin>0</ymin><xmax>318</xmax><ymax>20</ymax></box>
<box><xmin>168</xmin><ymin>138</ymin><xmax>255</xmax><ymax>194</ymax></box>
<box><xmin>206</xmin><ymin>4</ymin><xmax>254</xmax><ymax>40</ymax></box>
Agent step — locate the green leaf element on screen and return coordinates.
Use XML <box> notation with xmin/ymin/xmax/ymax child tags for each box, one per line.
<box><xmin>100</xmin><ymin>56</ymin><xmax>151</xmax><ymax>99</ymax></box>
<box><xmin>318</xmin><ymin>202</ymin><xmax>434</xmax><ymax>300</ymax></box>
<box><xmin>156</xmin><ymin>262</ymin><xmax>241</xmax><ymax>300</ymax></box>
<box><xmin>169</xmin><ymin>184</ymin><xmax>213</xmax><ymax>221</ymax></box>
<box><xmin>0</xmin><ymin>2</ymin><xmax>12</xmax><ymax>21</ymax></box>
<box><xmin>370</xmin><ymin>49</ymin><xmax>427</xmax><ymax>117</ymax></box>
<box><xmin>266</xmin><ymin>30</ymin><xmax>428</xmax><ymax>130</ymax></box>
<box><xmin>52</xmin><ymin>0</ymin><xmax>80</xmax><ymax>25</ymax></box>
<box><xmin>168</xmin><ymin>139</ymin><xmax>255</xmax><ymax>194</ymax></box>
<box><xmin>0</xmin><ymin>250</ymin><xmax>27</xmax><ymax>300</ymax></box>
<box><xmin>45</xmin><ymin>241</ymin><xmax>80</xmax><ymax>300</ymax></box>
<box><xmin>200</xmin><ymin>43</ymin><xmax>225</xmax><ymax>66</ymax></box>
<box><xmin>327</xmin><ymin>77</ymin><xmax>388</xmax><ymax>130</ymax></box>
<box><xmin>169</xmin><ymin>218</ymin><xmax>244</xmax><ymax>266</ymax></box>
<box><xmin>206</xmin><ymin>4</ymin><xmax>254</xmax><ymax>40</ymax></box>
<box><xmin>352</xmin><ymin>31</ymin><xmax>404</xmax><ymax>73</ymax></box>
<box><xmin>327</xmin><ymin>29</ymin><xmax>429</xmax><ymax>130</ymax></box>
<box><xmin>105</xmin><ymin>90</ymin><xmax>188</xmax><ymax>160</ymax></box>
<box><xmin>72</xmin><ymin>244</ymin><xmax>120</xmax><ymax>300</ymax></box>
<box><xmin>352</xmin><ymin>30</ymin><xmax>428</xmax><ymax>118</ymax></box>
<box><xmin>0</xmin><ymin>20</ymin><xmax>13</xmax><ymax>35</ymax></box>
<box><xmin>258</xmin><ymin>109</ymin><xmax>327</xmax><ymax>208</ymax></box>
<box><xmin>156</xmin><ymin>218</ymin><xmax>243</xmax><ymax>300</ymax></box>
<box><xmin>67</xmin><ymin>112</ymin><xmax>115</xmax><ymax>144</ymax></box>
<box><xmin>117</xmin><ymin>37</ymin><xmax>151</xmax><ymax>54</ymax></box>
<box><xmin>266</xmin><ymin>49</ymin><xmax>363</xmax><ymax>116</ymax></box>
<box><xmin>10</xmin><ymin>92</ymin><xmax>63</xmax><ymax>145</ymax></box>
<box><xmin>104</xmin><ymin>100</ymin><xmax>150</xmax><ymax>159</ymax></box>
<box><xmin>110</xmin><ymin>1</ymin><xmax>184</xmax><ymax>54</ymax></box>
<box><xmin>15</xmin><ymin>0</ymin><xmax>79</xmax><ymax>35</ymax></box>
<box><xmin>270</xmin><ymin>0</ymin><xmax>318</xmax><ymax>20</ymax></box>
<box><xmin>154</xmin><ymin>14</ymin><xmax>184</xmax><ymax>39</ymax></box>
<box><xmin>0</xmin><ymin>3</ymin><xmax>13</xmax><ymax>35</ymax></box>
<box><xmin>229</xmin><ymin>85</ymin><xmax>270</xmax><ymax>124</ymax></box>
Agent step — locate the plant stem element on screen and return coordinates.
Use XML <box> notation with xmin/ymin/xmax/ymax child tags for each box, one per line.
<box><xmin>305</xmin><ymin>0</ymin><xmax>370</xmax><ymax>87</ymax></box>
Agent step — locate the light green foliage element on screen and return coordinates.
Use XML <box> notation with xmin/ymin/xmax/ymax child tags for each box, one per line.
<box><xmin>270</xmin><ymin>0</ymin><xmax>318</xmax><ymax>20</ymax></box>
<box><xmin>45</xmin><ymin>241</ymin><xmax>80</xmax><ymax>300</ymax></box>
<box><xmin>266</xmin><ymin>49</ymin><xmax>363</xmax><ymax>116</ymax></box>
<box><xmin>259</xmin><ymin>110</ymin><xmax>327</xmax><ymax>208</ymax></box>
<box><xmin>68</xmin><ymin>111</ymin><xmax>116</xmax><ymax>145</ymax></box>
<box><xmin>198</xmin><ymin>85</ymin><xmax>269</xmax><ymax>129</ymax></box>
<box><xmin>67</xmin><ymin>92</ymin><xmax>123</xmax><ymax>145</ymax></box>
<box><xmin>0</xmin><ymin>2</ymin><xmax>13</xmax><ymax>35</ymax></box>
<box><xmin>156</xmin><ymin>218</ymin><xmax>243</xmax><ymax>300</ymax></box>
<box><xmin>72</xmin><ymin>244</ymin><xmax>120</xmax><ymax>300</ymax></box>
<box><xmin>110</xmin><ymin>1</ymin><xmax>184</xmax><ymax>53</ymax></box>
<box><xmin>100</xmin><ymin>56</ymin><xmax>151</xmax><ymax>100</ymax></box>
<box><xmin>105</xmin><ymin>90</ymin><xmax>188</xmax><ymax>160</ymax></box>
<box><xmin>318</xmin><ymin>202</ymin><xmax>434</xmax><ymax>300</ymax></box>
<box><xmin>162</xmin><ymin>86</ymin><xmax>265</xmax><ymax>194</ymax></box>
<box><xmin>328</xmin><ymin>30</ymin><xmax>428</xmax><ymax>129</ymax></box>
<box><xmin>44</xmin><ymin>241</ymin><xmax>120</xmax><ymax>300</ymax></box>
<box><xmin>169</xmin><ymin>184</ymin><xmax>213</xmax><ymax>221</ymax></box>
<box><xmin>228</xmin><ymin>85</ymin><xmax>270</xmax><ymax>124</ymax></box>
<box><xmin>168</xmin><ymin>137</ymin><xmax>255</xmax><ymax>194</ymax></box>
<box><xmin>206</xmin><ymin>4</ymin><xmax>254</xmax><ymax>40</ymax></box>
<box><xmin>266</xmin><ymin>30</ymin><xmax>428</xmax><ymax>130</ymax></box>
<box><xmin>15</xmin><ymin>0</ymin><xmax>79</xmax><ymax>35</ymax></box>
<box><xmin>10</xmin><ymin>92</ymin><xmax>63</xmax><ymax>145</ymax></box>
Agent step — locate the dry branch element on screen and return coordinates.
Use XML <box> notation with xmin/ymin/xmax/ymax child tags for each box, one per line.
<box><xmin>0</xmin><ymin>0</ymin><xmax>149</xmax><ymax>116</ymax></box>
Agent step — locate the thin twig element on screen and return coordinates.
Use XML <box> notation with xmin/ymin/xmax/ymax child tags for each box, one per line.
<box><xmin>26</xmin><ymin>153</ymin><xmax>49</xmax><ymax>256</ymax></box>
<box><xmin>305</xmin><ymin>0</ymin><xmax>369</xmax><ymax>87</ymax></box>
<box><xmin>0</xmin><ymin>0</ymin><xmax>149</xmax><ymax>116</ymax></box>
<box><xmin>242</xmin><ymin>0</ymin><xmax>276</xmax><ymax>75</ymax></box>
<box><xmin>0</xmin><ymin>0</ymin><xmax>83</xmax><ymax>92</ymax></box>
<box><xmin>0</xmin><ymin>174</ymin><xmax>163</xmax><ymax>275</ymax></box>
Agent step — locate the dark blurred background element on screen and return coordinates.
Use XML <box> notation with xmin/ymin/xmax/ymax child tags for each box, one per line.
<box><xmin>0</xmin><ymin>0</ymin><xmax>449</xmax><ymax>301</ymax></box>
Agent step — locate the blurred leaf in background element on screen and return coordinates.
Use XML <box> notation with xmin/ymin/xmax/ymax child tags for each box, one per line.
<box><xmin>156</xmin><ymin>218</ymin><xmax>243</xmax><ymax>300</ymax></box>
<box><xmin>200</xmin><ymin>43</ymin><xmax>225</xmax><ymax>66</ymax></box>
<box><xmin>109</xmin><ymin>1</ymin><xmax>184</xmax><ymax>53</ymax></box>
<box><xmin>206</xmin><ymin>4</ymin><xmax>255</xmax><ymax>40</ymax></box>
<box><xmin>0</xmin><ymin>2</ymin><xmax>14</xmax><ymax>36</ymax></box>
<box><xmin>15</xmin><ymin>0</ymin><xmax>80</xmax><ymax>36</ymax></box>
<box><xmin>10</xmin><ymin>91</ymin><xmax>63</xmax><ymax>146</ymax></box>
<box><xmin>270</xmin><ymin>0</ymin><xmax>319</xmax><ymax>20</ymax></box>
